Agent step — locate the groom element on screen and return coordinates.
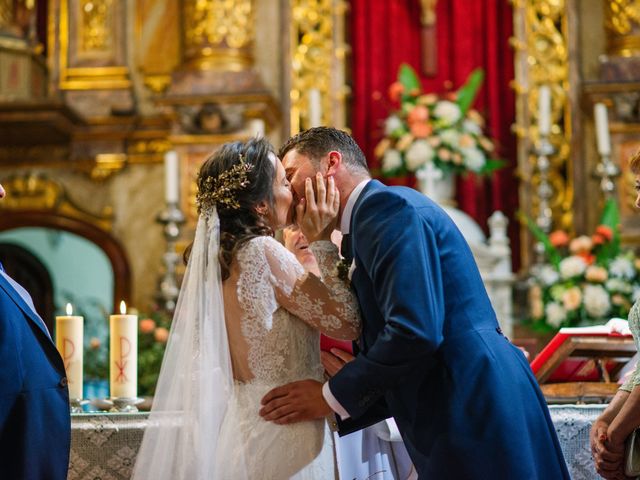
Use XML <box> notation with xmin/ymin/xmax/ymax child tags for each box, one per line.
<box><xmin>0</xmin><ymin>182</ymin><xmax>71</xmax><ymax>480</ymax></box>
<box><xmin>260</xmin><ymin>127</ymin><xmax>569</xmax><ymax>478</ymax></box>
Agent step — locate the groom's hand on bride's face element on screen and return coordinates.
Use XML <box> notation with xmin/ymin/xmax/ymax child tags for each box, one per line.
<box><xmin>259</xmin><ymin>379</ymin><xmax>332</xmax><ymax>424</ymax></box>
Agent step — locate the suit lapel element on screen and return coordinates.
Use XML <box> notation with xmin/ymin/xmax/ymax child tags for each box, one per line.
<box><xmin>0</xmin><ymin>273</ymin><xmax>53</xmax><ymax>343</ymax></box>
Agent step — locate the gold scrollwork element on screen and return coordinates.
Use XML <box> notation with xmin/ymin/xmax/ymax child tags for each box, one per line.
<box><xmin>80</xmin><ymin>0</ymin><xmax>112</xmax><ymax>52</ymax></box>
<box><xmin>512</xmin><ymin>0</ymin><xmax>573</xmax><ymax>263</ymax></box>
<box><xmin>289</xmin><ymin>0</ymin><xmax>349</xmax><ymax>134</ymax></box>
<box><xmin>604</xmin><ymin>0</ymin><xmax>640</xmax><ymax>56</ymax></box>
<box><xmin>0</xmin><ymin>173</ymin><xmax>114</xmax><ymax>231</ymax></box>
<box><xmin>182</xmin><ymin>0</ymin><xmax>254</xmax><ymax>70</ymax></box>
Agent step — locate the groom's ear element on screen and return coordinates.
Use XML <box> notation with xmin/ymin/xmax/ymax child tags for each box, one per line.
<box><xmin>324</xmin><ymin>151</ymin><xmax>342</xmax><ymax>177</ymax></box>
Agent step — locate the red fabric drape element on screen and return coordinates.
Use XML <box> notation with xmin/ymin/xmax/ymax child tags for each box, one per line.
<box><xmin>350</xmin><ymin>0</ymin><xmax>519</xmax><ymax>269</ymax></box>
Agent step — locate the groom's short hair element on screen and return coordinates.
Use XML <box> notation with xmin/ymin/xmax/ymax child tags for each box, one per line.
<box><xmin>279</xmin><ymin>127</ymin><xmax>369</xmax><ymax>174</ymax></box>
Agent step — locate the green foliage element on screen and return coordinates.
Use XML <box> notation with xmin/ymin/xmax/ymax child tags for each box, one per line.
<box><xmin>517</xmin><ymin>212</ymin><xmax>562</xmax><ymax>268</ymax></box>
<box><xmin>398</xmin><ymin>63</ymin><xmax>422</xmax><ymax>97</ymax></box>
<box><xmin>455</xmin><ymin>68</ymin><xmax>485</xmax><ymax>116</ymax></box>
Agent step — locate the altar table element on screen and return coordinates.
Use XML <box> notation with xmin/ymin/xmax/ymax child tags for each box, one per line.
<box><xmin>68</xmin><ymin>405</ymin><xmax>607</xmax><ymax>479</ymax></box>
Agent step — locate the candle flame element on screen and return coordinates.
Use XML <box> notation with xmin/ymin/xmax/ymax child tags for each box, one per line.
<box><xmin>66</xmin><ymin>303</ymin><xmax>73</xmax><ymax>315</ymax></box>
<box><xmin>120</xmin><ymin>300</ymin><xmax>127</xmax><ymax>315</ymax></box>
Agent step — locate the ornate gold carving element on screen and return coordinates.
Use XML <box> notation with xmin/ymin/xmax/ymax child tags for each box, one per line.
<box><xmin>143</xmin><ymin>74</ymin><xmax>172</xmax><ymax>94</ymax></box>
<box><xmin>127</xmin><ymin>139</ymin><xmax>172</xmax><ymax>163</ymax></box>
<box><xmin>512</xmin><ymin>0</ymin><xmax>573</xmax><ymax>264</ymax></box>
<box><xmin>182</xmin><ymin>0</ymin><xmax>254</xmax><ymax>71</ymax></box>
<box><xmin>80</xmin><ymin>0</ymin><xmax>112</xmax><ymax>52</ymax></box>
<box><xmin>289</xmin><ymin>0</ymin><xmax>350</xmax><ymax>134</ymax></box>
<box><xmin>604</xmin><ymin>0</ymin><xmax>640</xmax><ymax>56</ymax></box>
<box><xmin>0</xmin><ymin>0</ymin><xmax>13</xmax><ymax>32</ymax></box>
<box><xmin>57</xmin><ymin>0</ymin><xmax>131</xmax><ymax>90</ymax></box>
<box><xmin>0</xmin><ymin>173</ymin><xmax>113</xmax><ymax>231</ymax></box>
<box><xmin>90</xmin><ymin>153</ymin><xmax>127</xmax><ymax>181</ymax></box>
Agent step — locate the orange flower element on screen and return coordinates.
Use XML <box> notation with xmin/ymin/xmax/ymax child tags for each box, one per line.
<box><xmin>154</xmin><ymin>327</ymin><xmax>170</xmax><ymax>343</ymax></box>
<box><xmin>591</xmin><ymin>233</ymin><xmax>605</xmax><ymax>246</ymax></box>
<box><xmin>407</xmin><ymin>105</ymin><xmax>429</xmax><ymax>124</ymax></box>
<box><xmin>140</xmin><ymin>318</ymin><xmax>156</xmax><ymax>334</ymax></box>
<box><xmin>549</xmin><ymin>230</ymin><xmax>570</xmax><ymax>248</ymax></box>
<box><xmin>410</xmin><ymin>122</ymin><xmax>432</xmax><ymax>138</ymax></box>
<box><xmin>595</xmin><ymin>225</ymin><xmax>613</xmax><ymax>241</ymax></box>
<box><xmin>89</xmin><ymin>337</ymin><xmax>101</xmax><ymax>350</ymax></box>
<box><xmin>577</xmin><ymin>252</ymin><xmax>595</xmax><ymax>265</ymax></box>
<box><xmin>388</xmin><ymin>82</ymin><xmax>404</xmax><ymax>102</ymax></box>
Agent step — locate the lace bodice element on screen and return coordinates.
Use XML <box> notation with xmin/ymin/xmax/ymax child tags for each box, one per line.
<box><xmin>621</xmin><ymin>300</ymin><xmax>640</xmax><ymax>392</ymax></box>
<box><xmin>222</xmin><ymin>236</ymin><xmax>360</xmax><ymax>385</ymax></box>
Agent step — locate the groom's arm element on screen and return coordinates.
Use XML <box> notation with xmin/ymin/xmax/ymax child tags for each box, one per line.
<box><xmin>328</xmin><ymin>190</ymin><xmax>445</xmax><ymax>419</ymax></box>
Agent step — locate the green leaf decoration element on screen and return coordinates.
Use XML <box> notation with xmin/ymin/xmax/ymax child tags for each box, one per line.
<box><xmin>456</xmin><ymin>68</ymin><xmax>485</xmax><ymax>116</ymax></box>
<box><xmin>481</xmin><ymin>158</ymin><xmax>506</xmax><ymax>174</ymax></box>
<box><xmin>398</xmin><ymin>63</ymin><xmax>421</xmax><ymax>95</ymax></box>
<box><xmin>517</xmin><ymin>211</ymin><xmax>562</xmax><ymax>268</ymax></box>
<box><xmin>596</xmin><ymin>198</ymin><xmax>621</xmax><ymax>263</ymax></box>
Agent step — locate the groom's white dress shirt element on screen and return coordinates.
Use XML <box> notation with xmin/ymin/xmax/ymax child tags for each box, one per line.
<box><xmin>322</xmin><ymin>178</ymin><xmax>370</xmax><ymax>418</ymax></box>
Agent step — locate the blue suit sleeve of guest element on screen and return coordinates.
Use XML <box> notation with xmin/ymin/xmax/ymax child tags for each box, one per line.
<box><xmin>329</xmin><ymin>189</ymin><xmax>444</xmax><ymax>419</ymax></box>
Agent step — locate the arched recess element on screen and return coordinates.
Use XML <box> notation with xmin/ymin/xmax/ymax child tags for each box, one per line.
<box><xmin>0</xmin><ymin>210</ymin><xmax>132</xmax><ymax>308</ymax></box>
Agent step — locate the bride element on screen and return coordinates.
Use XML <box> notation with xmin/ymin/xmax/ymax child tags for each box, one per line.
<box><xmin>132</xmin><ymin>138</ymin><xmax>360</xmax><ymax>479</ymax></box>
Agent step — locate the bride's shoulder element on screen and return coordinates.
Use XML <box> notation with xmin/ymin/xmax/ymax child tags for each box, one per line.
<box><xmin>239</xmin><ymin>235</ymin><xmax>297</xmax><ymax>262</ymax></box>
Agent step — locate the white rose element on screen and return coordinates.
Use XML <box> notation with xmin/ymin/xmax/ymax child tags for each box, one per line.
<box><xmin>405</xmin><ymin>140</ymin><xmax>434</xmax><ymax>172</ymax></box>
<box><xmin>545</xmin><ymin>302</ymin><xmax>567</xmax><ymax>328</ymax></box>
<box><xmin>381</xmin><ymin>149</ymin><xmax>403</xmax><ymax>173</ymax></box>
<box><xmin>384</xmin><ymin>115</ymin><xmax>404</xmax><ymax>136</ymax></box>
<box><xmin>583</xmin><ymin>285</ymin><xmax>611</xmax><ymax>318</ymax></box>
<box><xmin>605</xmin><ymin>278</ymin><xmax>633</xmax><ymax>294</ymax></box>
<box><xmin>439</xmin><ymin>129</ymin><xmax>461</xmax><ymax>146</ymax></box>
<box><xmin>462</xmin><ymin>119</ymin><xmax>482</xmax><ymax>135</ymax></box>
<box><xmin>433</xmin><ymin>101</ymin><xmax>462</xmax><ymax>125</ymax></box>
<box><xmin>559</xmin><ymin>256</ymin><xmax>587</xmax><ymax>280</ymax></box>
<box><xmin>537</xmin><ymin>265</ymin><xmax>560</xmax><ymax>286</ymax></box>
<box><xmin>461</xmin><ymin>148</ymin><xmax>486</xmax><ymax>172</ymax></box>
<box><xmin>610</xmin><ymin>257</ymin><xmax>636</xmax><ymax>280</ymax></box>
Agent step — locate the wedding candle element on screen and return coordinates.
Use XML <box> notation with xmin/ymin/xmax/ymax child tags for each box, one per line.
<box><xmin>538</xmin><ymin>86</ymin><xmax>551</xmax><ymax>136</ymax></box>
<box><xmin>308</xmin><ymin>89</ymin><xmax>322</xmax><ymax>128</ymax></box>
<box><xmin>594</xmin><ymin>103</ymin><xmax>612</xmax><ymax>156</ymax></box>
<box><xmin>55</xmin><ymin>303</ymin><xmax>84</xmax><ymax>399</ymax></box>
<box><xmin>248</xmin><ymin>118</ymin><xmax>265</xmax><ymax>138</ymax></box>
<box><xmin>109</xmin><ymin>301</ymin><xmax>138</xmax><ymax>399</ymax></box>
<box><xmin>164</xmin><ymin>151</ymin><xmax>179</xmax><ymax>204</ymax></box>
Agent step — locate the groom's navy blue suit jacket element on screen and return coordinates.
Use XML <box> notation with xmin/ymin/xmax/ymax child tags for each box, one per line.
<box><xmin>0</xmin><ymin>272</ymin><xmax>70</xmax><ymax>480</ymax></box>
<box><xmin>330</xmin><ymin>181</ymin><xmax>569</xmax><ymax>479</ymax></box>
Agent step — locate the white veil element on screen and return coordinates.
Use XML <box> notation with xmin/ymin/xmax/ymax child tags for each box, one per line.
<box><xmin>132</xmin><ymin>208</ymin><xmax>243</xmax><ymax>479</ymax></box>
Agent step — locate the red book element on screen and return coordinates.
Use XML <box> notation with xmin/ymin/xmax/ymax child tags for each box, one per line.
<box><xmin>320</xmin><ymin>335</ymin><xmax>353</xmax><ymax>355</ymax></box>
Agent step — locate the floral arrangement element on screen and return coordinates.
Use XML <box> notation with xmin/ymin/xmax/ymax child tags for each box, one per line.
<box><xmin>375</xmin><ymin>63</ymin><xmax>503</xmax><ymax>178</ymax></box>
<box><xmin>526</xmin><ymin>199</ymin><xmax>640</xmax><ymax>331</ymax></box>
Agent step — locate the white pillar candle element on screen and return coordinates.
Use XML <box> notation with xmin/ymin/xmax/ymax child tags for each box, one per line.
<box><xmin>55</xmin><ymin>303</ymin><xmax>84</xmax><ymax>400</ymax></box>
<box><xmin>594</xmin><ymin>103</ymin><xmax>612</xmax><ymax>156</ymax></box>
<box><xmin>109</xmin><ymin>301</ymin><xmax>138</xmax><ymax>399</ymax></box>
<box><xmin>164</xmin><ymin>151</ymin><xmax>179</xmax><ymax>204</ymax></box>
<box><xmin>308</xmin><ymin>89</ymin><xmax>322</xmax><ymax>128</ymax></box>
<box><xmin>248</xmin><ymin>118</ymin><xmax>265</xmax><ymax>138</ymax></box>
<box><xmin>538</xmin><ymin>85</ymin><xmax>551</xmax><ymax>136</ymax></box>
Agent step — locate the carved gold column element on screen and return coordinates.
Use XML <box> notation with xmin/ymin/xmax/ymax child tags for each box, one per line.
<box><xmin>604</xmin><ymin>0</ymin><xmax>640</xmax><ymax>56</ymax></box>
<box><xmin>289</xmin><ymin>0</ymin><xmax>350</xmax><ymax>134</ymax></box>
<box><xmin>182</xmin><ymin>0</ymin><xmax>255</xmax><ymax>71</ymax></box>
<box><xmin>512</xmin><ymin>0</ymin><xmax>573</xmax><ymax>267</ymax></box>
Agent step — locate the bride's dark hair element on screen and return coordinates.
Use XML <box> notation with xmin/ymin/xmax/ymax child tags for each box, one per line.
<box><xmin>186</xmin><ymin>137</ymin><xmax>277</xmax><ymax>280</ymax></box>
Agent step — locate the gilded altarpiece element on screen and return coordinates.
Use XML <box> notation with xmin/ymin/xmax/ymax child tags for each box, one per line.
<box><xmin>287</xmin><ymin>0</ymin><xmax>349</xmax><ymax>135</ymax></box>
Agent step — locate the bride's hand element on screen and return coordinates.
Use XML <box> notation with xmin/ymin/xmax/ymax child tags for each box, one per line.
<box><xmin>296</xmin><ymin>173</ymin><xmax>339</xmax><ymax>244</ymax></box>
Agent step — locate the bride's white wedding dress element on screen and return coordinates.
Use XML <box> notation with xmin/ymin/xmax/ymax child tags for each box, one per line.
<box><xmin>216</xmin><ymin>236</ymin><xmax>360</xmax><ymax>479</ymax></box>
<box><xmin>132</xmin><ymin>212</ymin><xmax>359</xmax><ymax>480</ymax></box>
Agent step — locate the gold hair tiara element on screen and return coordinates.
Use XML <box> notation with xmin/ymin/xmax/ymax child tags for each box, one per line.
<box><xmin>196</xmin><ymin>153</ymin><xmax>254</xmax><ymax>212</ymax></box>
